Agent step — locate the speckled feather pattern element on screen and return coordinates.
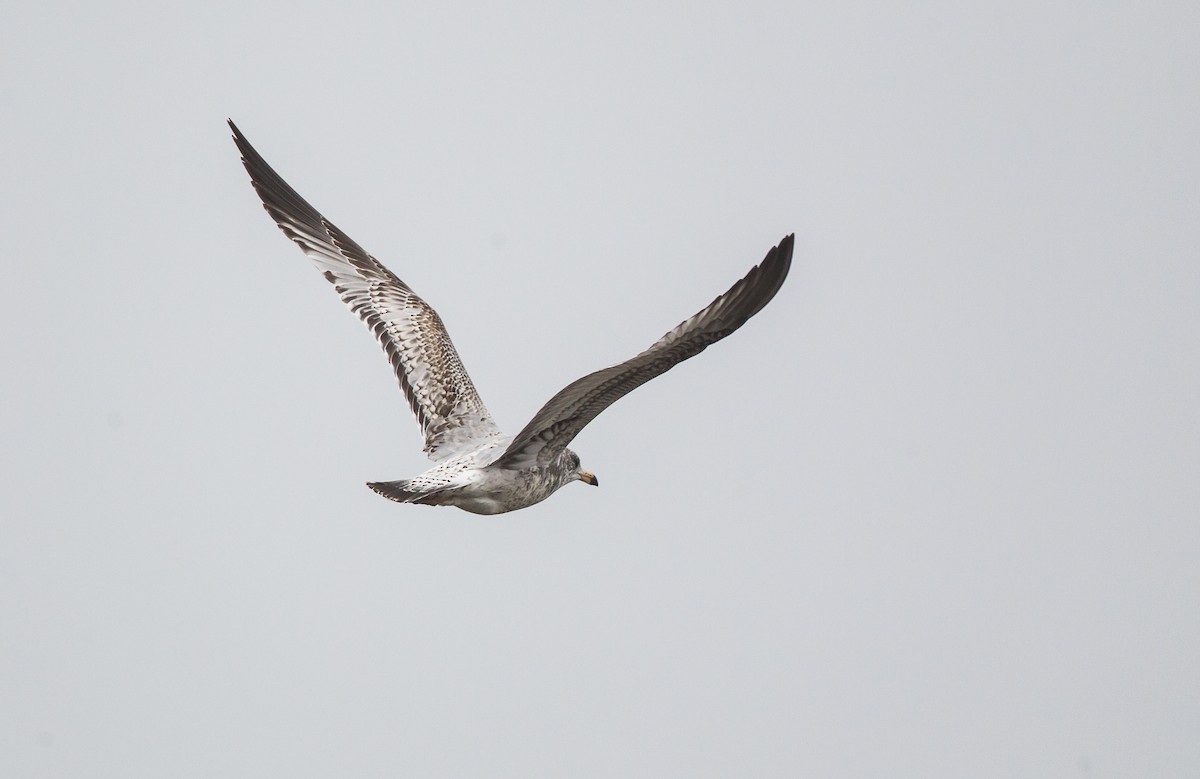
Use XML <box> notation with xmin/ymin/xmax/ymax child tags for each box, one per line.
<box><xmin>366</xmin><ymin>440</ymin><xmax>587</xmax><ymax>514</ymax></box>
<box><xmin>230</xmin><ymin>120</ymin><xmax>792</xmax><ymax>514</ymax></box>
<box><xmin>229</xmin><ymin>122</ymin><xmax>500</xmax><ymax>461</ymax></box>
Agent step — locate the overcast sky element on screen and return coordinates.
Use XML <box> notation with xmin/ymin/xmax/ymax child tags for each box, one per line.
<box><xmin>2</xmin><ymin>1</ymin><xmax>1197</xmax><ymax>777</ymax></box>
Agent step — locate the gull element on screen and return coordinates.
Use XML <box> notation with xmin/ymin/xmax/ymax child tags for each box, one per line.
<box><xmin>229</xmin><ymin>120</ymin><xmax>793</xmax><ymax>514</ymax></box>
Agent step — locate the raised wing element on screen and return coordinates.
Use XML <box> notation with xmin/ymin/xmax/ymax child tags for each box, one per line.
<box><xmin>228</xmin><ymin>120</ymin><xmax>501</xmax><ymax>460</ymax></box>
<box><xmin>493</xmin><ymin>234</ymin><xmax>793</xmax><ymax>469</ymax></box>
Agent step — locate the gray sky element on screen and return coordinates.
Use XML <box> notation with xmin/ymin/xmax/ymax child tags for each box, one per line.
<box><xmin>2</xmin><ymin>1</ymin><xmax>1198</xmax><ymax>776</ymax></box>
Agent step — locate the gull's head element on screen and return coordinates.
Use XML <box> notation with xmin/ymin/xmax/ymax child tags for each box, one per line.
<box><xmin>564</xmin><ymin>449</ymin><xmax>598</xmax><ymax>487</ymax></box>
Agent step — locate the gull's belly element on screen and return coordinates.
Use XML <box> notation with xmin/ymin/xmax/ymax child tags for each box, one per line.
<box><xmin>439</xmin><ymin>467</ymin><xmax>560</xmax><ymax>515</ymax></box>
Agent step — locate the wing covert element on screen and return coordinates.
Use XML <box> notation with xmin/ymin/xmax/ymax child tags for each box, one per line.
<box><xmin>493</xmin><ymin>234</ymin><xmax>793</xmax><ymax>469</ymax></box>
<box><xmin>229</xmin><ymin>120</ymin><xmax>501</xmax><ymax>460</ymax></box>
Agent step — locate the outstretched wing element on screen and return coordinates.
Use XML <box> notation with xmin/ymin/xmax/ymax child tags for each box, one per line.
<box><xmin>229</xmin><ymin>120</ymin><xmax>501</xmax><ymax>460</ymax></box>
<box><xmin>493</xmin><ymin>234</ymin><xmax>793</xmax><ymax>469</ymax></box>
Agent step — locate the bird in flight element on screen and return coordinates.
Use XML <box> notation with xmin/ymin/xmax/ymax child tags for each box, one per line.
<box><xmin>229</xmin><ymin>120</ymin><xmax>793</xmax><ymax>514</ymax></box>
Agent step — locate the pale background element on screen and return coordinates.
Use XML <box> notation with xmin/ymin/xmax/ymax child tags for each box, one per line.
<box><xmin>2</xmin><ymin>1</ymin><xmax>1198</xmax><ymax>776</ymax></box>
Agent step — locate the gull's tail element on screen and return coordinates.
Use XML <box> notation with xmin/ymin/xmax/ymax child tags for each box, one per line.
<box><xmin>367</xmin><ymin>480</ymin><xmax>450</xmax><ymax>505</ymax></box>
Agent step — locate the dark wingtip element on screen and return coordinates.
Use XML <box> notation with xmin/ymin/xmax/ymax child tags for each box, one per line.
<box><xmin>769</xmin><ymin>233</ymin><xmax>795</xmax><ymax>269</ymax></box>
<box><xmin>227</xmin><ymin>119</ymin><xmax>254</xmax><ymax>166</ymax></box>
<box><xmin>782</xmin><ymin>233</ymin><xmax>795</xmax><ymax>254</ymax></box>
<box><xmin>729</xmin><ymin>232</ymin><xmax>794</xmax><ymax>322</ymax></box>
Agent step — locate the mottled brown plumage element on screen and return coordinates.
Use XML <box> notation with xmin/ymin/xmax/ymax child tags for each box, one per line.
<box><xmin>230</xmin><ymin>120</ymin><xmax>793</xmax><ymax>513</ymax></box>
<box><xmin>230</xmin><ymin>121</ymin><xmax>499</xmax><ymax>461</ymax></box>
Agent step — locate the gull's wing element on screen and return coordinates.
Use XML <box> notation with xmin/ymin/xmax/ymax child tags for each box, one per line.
<box><xmin>228</xmin><ymin>120</ymin><xmax>501</xmax><ymax>460</ymax></box>
<box><xmin>493</xmin><ymin>234</ymin><xmax>794</xmax><ymax>469</ymax></box>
